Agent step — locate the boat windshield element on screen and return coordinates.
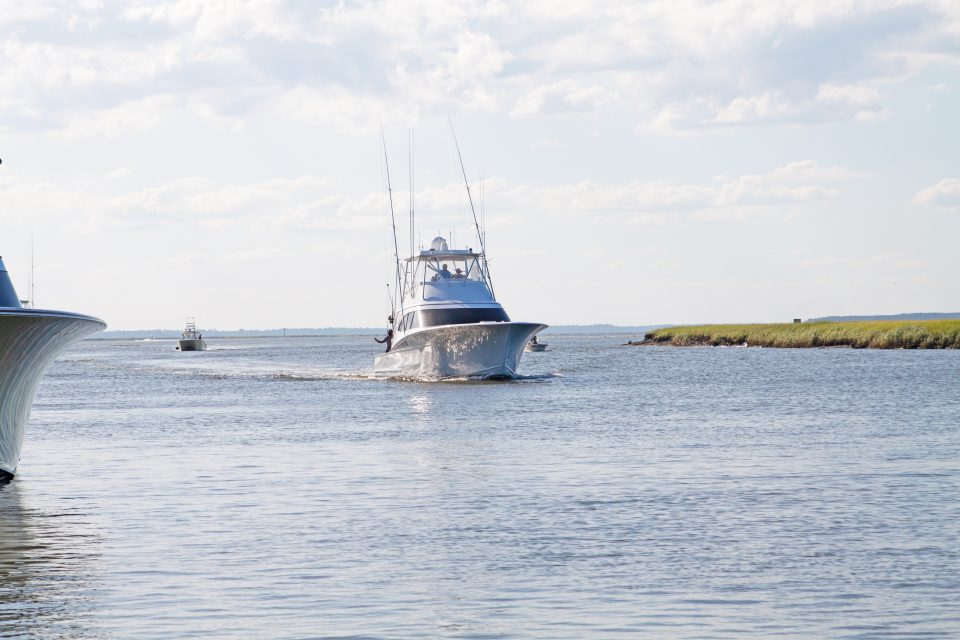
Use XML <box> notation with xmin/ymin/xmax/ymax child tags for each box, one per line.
<box><xmin>415</xmin><ymin>256</ymin><xmax>484</xmax><ymax>284</ymax></box>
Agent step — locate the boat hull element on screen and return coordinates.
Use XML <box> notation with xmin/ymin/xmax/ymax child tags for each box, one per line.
<box><xmin>0</xmin><ymin>309</ymin><xmax>106</xmax><ymax>477</ymax></box>
<box><xmin>374</xmin><ymin>322</ymin><xmax>546</xmax><ymax>379</ymax></box>
<box><xmin>525</xmin><ymin>343</ymin><xmax>547</xmax><ymax>352</ymax></box>
<box><xmin>177</xmin><ymin>339</ymin><xmax>206</xmax><ymax>351</ymax></box>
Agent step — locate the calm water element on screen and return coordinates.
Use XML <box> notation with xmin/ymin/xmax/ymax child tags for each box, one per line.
<box><xmin>2</xmin><ymin>335</ymin><xmax>958</xmax><ymax>638</ymax></box>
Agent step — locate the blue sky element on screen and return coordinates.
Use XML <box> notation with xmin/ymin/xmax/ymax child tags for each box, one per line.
<box><xmin>1</xmin><ymin>0</ymin><xmax>958</xmax><ymax>329</ymax></box>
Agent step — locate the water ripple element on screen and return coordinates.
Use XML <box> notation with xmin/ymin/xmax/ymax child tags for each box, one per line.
<box><xmin>13</xmin><ymin>335</ymin><xmax>960</xmax><ymax>638</ymax></box>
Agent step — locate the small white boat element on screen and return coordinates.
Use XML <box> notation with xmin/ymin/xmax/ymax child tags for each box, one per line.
<box><xmin>177</xmin><ymin>317</ymin><xmax>206</xmax><ymax>351</ymax></box>
<box><xmin>525</xmin><ymin>335</ymin><xmax>548</xmax><ymax>352</ymax></box>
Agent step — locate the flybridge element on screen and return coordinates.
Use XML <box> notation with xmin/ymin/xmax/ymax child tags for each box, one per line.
<box><xmin>403</xmin><ymin>236</ymin><xmax>493</xmax><ymax>300</ymax></box>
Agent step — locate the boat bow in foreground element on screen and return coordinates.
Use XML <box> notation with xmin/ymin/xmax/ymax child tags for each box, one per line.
<box><xmin>0</xmin><ymin>257</ymin><xmax>104</xmax><ymax>478</ymax></box>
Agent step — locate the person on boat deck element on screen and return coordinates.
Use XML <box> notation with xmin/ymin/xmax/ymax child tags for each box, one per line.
<box><xmin>375</xmin><ymin>329</ymin><xmax>394</xmax><ymax>352</ymax></box>
<box><xmin>454</xmin><ymin>267</ymin><xmax>464</xmax><ymax>278</ymax></box>
<box><xmin>440</xmin><ymin>264</ymin><xmax>451</xmax><ymax>278</ymax></box>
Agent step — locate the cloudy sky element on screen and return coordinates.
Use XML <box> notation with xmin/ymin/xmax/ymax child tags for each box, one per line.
<box><xmin>1</xmin><ymin>0</ymin><xmax>958</xmax><ymax>329</ymax></box>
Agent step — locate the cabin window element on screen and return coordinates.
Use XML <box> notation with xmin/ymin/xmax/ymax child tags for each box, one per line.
<box><xmin>412</xmin><ymin>307</ymin><xmax>509</xmax><ymax>328</ymax></box>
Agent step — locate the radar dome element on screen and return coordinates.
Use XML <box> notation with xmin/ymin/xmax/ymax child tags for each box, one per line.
<box><xmin>430</xmin><ymin>237</ymin><xmax>449</xmax><ymax>252</ymax></box>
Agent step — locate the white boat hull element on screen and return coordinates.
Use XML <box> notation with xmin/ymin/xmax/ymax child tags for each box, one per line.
<box><xmin>177</xmin><ymin>338</ymin><xmax>206</xmax><ymax>351</ymax></box>
<box><xmin>0</xmin><ymin>309</ymin><xmax>105</xmax><ymax>477</ymax></box>
<box><xmin>374</xmin><ymin>322</ymin><xmax>546</xmax><ymax>379</ymax></box>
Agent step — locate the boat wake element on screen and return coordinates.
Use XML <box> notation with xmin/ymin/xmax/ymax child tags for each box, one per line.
<box><xmin>380</xmin><ymin>371</ymin><xmax>562</xmax><ymax>384</ymax></box>
<box><xmin>212</xmin><ymin>369</ymin><xmax>561</xmax><ymax>384</ymax></box>
<box><xmin>58</xmin><ymin>355</ymin><xmax>560</xmax><ymax>384</ymax></box>
<box><xmin>269</xmin><ymin>371</ymin><xmax>380</xmax><ymax>382</ymax></box>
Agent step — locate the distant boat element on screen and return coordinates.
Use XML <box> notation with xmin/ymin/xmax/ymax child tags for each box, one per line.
<box><xmin>0</xmin><ymin>255</ymin><xmax>104</xmax><ymax>479</ymax></box>
<box><xmin>177</xmin><ymin>317</ymin><xmax>206</xmax><ymax>351</ymax></box>
<box><xmin>525</xmin><ymin>335</ymin><xmax>548</xmax><ymax>352</ymax></box>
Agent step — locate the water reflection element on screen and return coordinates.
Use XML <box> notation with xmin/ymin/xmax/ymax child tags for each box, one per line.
<box><xmin>408</xmin><ymin>393</ymin><xmax>433</xmax><ymax>415</ymax></box>
<box><xmin>0</xmin><ymin>482</ymin><xmax>101</xmax><ymax>638</ymax></box>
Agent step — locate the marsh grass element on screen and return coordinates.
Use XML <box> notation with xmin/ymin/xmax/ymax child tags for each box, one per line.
<box><xmin>639</xmin><ymin>320</ymin><xmax>960</xmax><ymax>349</ymax></box>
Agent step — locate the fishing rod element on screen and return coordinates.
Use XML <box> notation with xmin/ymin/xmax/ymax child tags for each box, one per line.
<box><xmin>379</xmin><ymin>119</ymin><xmax>404</xmax><ymax>325</ymax></box>
<box><xmin>408</xmin><ymin>128</ymin><xmax>415</xmax><ymax>260</ymax></box>
<box><xmin>385</xmin><ymin>283</ymin><xmax>396</xmax><ymax>325</ymax></box>
<box><xmin>448</xmin><ymin>117</ymin><xmax>495</xmax><ymax>297</ymax></box>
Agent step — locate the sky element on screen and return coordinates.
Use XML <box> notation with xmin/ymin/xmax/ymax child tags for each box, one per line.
<box><xmin>1</xmin><ymin>0</ymin><xmax>959</xmax><ymax>330</ymax></box>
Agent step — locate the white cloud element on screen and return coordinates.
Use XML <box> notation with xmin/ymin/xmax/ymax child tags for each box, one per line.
<box><xmin>531</xmin><ymin>138</ymin><xmax>566</xmax><ymax>149</ymax></box>
<box><xmin>0</xmin><ymin>159</ymin><xmax>858</xmax><ymax>237</ymax></box>
<box><xmin>0</xmin><ymin>172</ymin><xmax>348</xmax><ymax>231</ymax></box>
<box><xmin>512</xmin><ymin>79</ymin><xmax>618</xmax><ymax>117</ymax></box>
<box><xmin>1</xmin><ymin>0</ymin><xmax>956</xmax><ymax>135</ymax></box>
<box><xmin>277</xmin><ymin>87</ymin><xmax>393</xmax><ymax>135</ymax></box>
<box><xmin>103</xmin><ymin>166</ymin><xmax>133</xmax><ymax>180</ymax></box>
<box><xmin>914</xmin><ymin>178</ymin><xmax>960</xmax><ymax>212</ymax></box>
<box><xmin>503</xmin><ymin>180</ymin><xmax>715</xmax><ymax>215</ymax></box>
<box><xmin>255</xmin><ymin>192</ymin><xmax>387</xmax><ymax>233</ymax></box>
<box><xmin>800</xmin><ymin>251</ymin><xmax>927</xmax><ymax>271</ymax></box>
<box><xmin>716</xmin><ymin>161</ymin><xmax>860</xmax><ymax>205</ymax></box>
<box><xmin>218</xmin><ymin>246</ymin><xmax>293</xmax><ymax>264</ymax></box>
<box><xmin>123</xmin><ymin>0</ymin><xmax>306</xmax><ymax>41</ymax></box>
<box><xmin>650</xmin><ymin>83</ymin><xmax>887</xmax><ymax>132</ymax></box>
<box><xmin>167</xmin><ymin>250</ymin><xmax>208</xmax><ymax>266</ymax></box>
<box><xmin>401</xmin><ymin>160</ymin><xmax>856</xmax><ymax>224</ymax></box>
<box><xmin>711</xmin><ymin>93</ymin><xmax>797</xmax><ymax>126</ymax></box>
<box><xmin>479</xmin><ymin>160</ymin><xmax>855</xmax><ymax>219</ymax></box>
<box><xmin>54</xmin><ymin>95</ymin><xmax>175</xmax><ymax>138</ymax></box>
<box><xmin>182</xmin><ymin>176</ymin><xmax>334</xmax><ymax>215</ymax></box>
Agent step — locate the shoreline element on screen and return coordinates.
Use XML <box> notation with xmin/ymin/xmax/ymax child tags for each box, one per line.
<box><xmin>629</xmin><ymin>320</ymin><xmax>960</xmax><ymax>349</ymax></box>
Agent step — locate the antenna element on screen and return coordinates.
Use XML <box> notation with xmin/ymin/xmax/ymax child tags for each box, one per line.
<box><xmin>448</xmin><ymin>116</ymin><xmax>494</xmax><ymax>296</ymax></box>
<box><xmin>448</xmin><ymin>117</ymin><xmax>484</xmax><ymax>254</ymax></box>
<box><xmin>385</xmin><ymin>283</ymin><xmax>395</xmax><ymax>324</ymax></box>
<box><xmin>380</xmin><ymin>118</ymin><xmax>404</xmax><ymax>325</ymax></box>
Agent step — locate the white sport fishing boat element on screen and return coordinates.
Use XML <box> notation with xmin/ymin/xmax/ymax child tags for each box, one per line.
<box><xmin>373</xmin><ymin>125</ymin><xmax>546</xmax><ymax>379</ymax></box>
<box><xmin>177</xmin><ymin>317</ymin><xmax>206</xmax><ymax>351</ymax></box>
<box><xmin>374</xmin><ymin>237</ymin><xmax>546</xmax><ymax>379</ymax></box>
<box><xmin>0</xmin><ymin>256</ymin><xmax>105</xmax><ymax>479</ymax></box>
